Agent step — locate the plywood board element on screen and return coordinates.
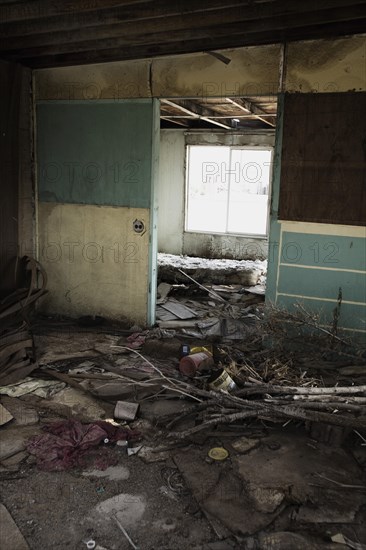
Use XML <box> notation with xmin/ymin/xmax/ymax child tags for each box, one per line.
<box><xmin>279</xmin><ymin>92</ymin><xmax>366</xmax><ymax>226</ymax></box>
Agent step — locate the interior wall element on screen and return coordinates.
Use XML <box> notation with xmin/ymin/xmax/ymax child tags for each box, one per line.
<box><xmin>0</xmin><ymin>61</ymin><xmax>33</xmax><ymax>296</ymax></box>
<box><xmin>158</xmin><ymin>130</ymin><xmax>275</xmax><ymax>260</ymax></box>
<box><xmin>36</xmin><ymin>99</ymin><xmax>159</xmax><ymax>324</ymax></box>
<box><xmin>32</xmin><ymin>33</ymin><xmax>366</xmax><ymax>336</ymax></box>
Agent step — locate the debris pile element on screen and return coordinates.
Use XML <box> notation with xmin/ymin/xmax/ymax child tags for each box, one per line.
<box><xmin>0</xmin><ymin>257</ymin><xmax>47</xmax><ymax>386</ymax></box>
<box><xmin>1</xmin><ymin>272</ymin><xmax>366</xmax><ymax>548</ymax></box>
<box><xmin>158</xmin><ymin>253</ymin><xmax>266</xmax><ymax>287</ymax></box>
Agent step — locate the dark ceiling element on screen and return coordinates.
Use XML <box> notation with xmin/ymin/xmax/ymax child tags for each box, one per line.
<box><xmin>160</xmin><ymin>96</ymin><xmax>277</xmax><ymax>130</ymax></box>
<box><xmin>0</xmin><ymin>0</ymin><xmax>365</xmax><ymax>69</ymax></box>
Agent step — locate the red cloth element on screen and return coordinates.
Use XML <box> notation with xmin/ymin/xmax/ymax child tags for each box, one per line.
<box><xmin>26</xmin><ymin>419</ymin><xmax>139</xmax><ymax>471</ymax></box>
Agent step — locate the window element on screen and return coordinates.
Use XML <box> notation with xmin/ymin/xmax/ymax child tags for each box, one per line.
<box><xmin>185</xmin><ymin>145</ymin><xmax>273</xmax><ymax>236</ymax></box>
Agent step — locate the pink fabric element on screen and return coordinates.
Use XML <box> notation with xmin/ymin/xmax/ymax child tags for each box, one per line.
<box><xmin>127</xmin><ymin>331</ymin><xmax>148</xmax><ymax>349</ymax></box>
<box><xmin>26</xmin><ymin>419</ymin><xmax>139</xmax><ymax>471</ymax></box>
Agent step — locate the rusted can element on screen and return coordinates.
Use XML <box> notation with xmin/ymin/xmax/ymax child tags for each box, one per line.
<box><xmin>179</xmin><ymin>352</ymin><xmax>214</xmax><ymax>377</ymax></box>
<box><xmin>208</xmin><ymin>368</ymin><xmax>237</xmax><ymax>392</ymax></box>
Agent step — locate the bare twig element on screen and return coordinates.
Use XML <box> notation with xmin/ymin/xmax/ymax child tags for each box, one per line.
<box><xmin>112</xmin><ymin>512</ymin><xmax>139</xmax><ymax>550</ymax></box>
<box><xmin>177</xmin><ymin>269</ymin><xmax>226</xmax><ymax>303</ymax></box>
<box><xmin>314</xmin><ymin>473</ymin><xmax>366</xmax><ymax>490</ymax></box>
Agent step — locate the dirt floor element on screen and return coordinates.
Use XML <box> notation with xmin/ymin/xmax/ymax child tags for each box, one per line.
<box><xmin>1</xmin><ymin>295</ymin><xmax>366</xmax><ymax>549</ymax></box>
<box><xmin>1</xmin><ymin>416</ymin><xmax>365</xmax><ymax>549</ymax></box>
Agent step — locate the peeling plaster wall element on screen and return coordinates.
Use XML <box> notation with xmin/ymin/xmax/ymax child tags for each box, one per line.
<box><xmin>34</xmin><ymin>44</ymin><xmax>281</xmax><ymax>100</ymax></box>
<box><xmin>158</xmin><ymin>130</ymin><xmax>275</xmax><ymax>260</ymax></box>
<box><xmin>285</xmin><ymin>35</ymin><xmax>366</xmax><ymax>93</ymax></box>
<box><xmin>152</xmin><ymin>45</ymin><xmax>281</xmax><ymax>98</ymax></box>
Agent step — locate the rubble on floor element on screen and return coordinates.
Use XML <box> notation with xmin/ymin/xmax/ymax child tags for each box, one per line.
<box><xmin>0</xmin><ymin>257</ymin><xmax>47</xmax><ymax>386</ymax></box>
<box><xmin>158</xmin><ymin>253</ymin><xmax>266</xmax><ymax>287</ymax></box>
<box><xmin>1</xmin><ymin>258</ymin><xmax>366</xmax><ymax>549</ymax></box>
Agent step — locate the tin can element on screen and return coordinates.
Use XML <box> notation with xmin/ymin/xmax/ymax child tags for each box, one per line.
<box><xmin>208</xmin><ymin>368</ymin><xmax>237</xmax><ymax>392</ymax></box>
<box><xmin>179</xmin><ymin>352</ymin><xmax>214</xmax><ymax>377</ymax></box>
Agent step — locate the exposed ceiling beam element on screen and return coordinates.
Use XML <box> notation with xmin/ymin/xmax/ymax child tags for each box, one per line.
<box><xmin>161</xmin><ymin>99</ymin><xmax>232</xmax><ymax>130</ymax></box>
<box><xmin>0</xmin><ymin>0</ymin><xmax>249</xmax><ymax>36</ymax></box>
<box><xmin>2</xmin><ymin>0</ymin><xmax>365</xmax><ymax>38</ymax></box>
<box><xmin>0</xmin><ymin>1</ymin><xmax>147</xmax><ymax>23</ymax></box>
<box><xmin>226</xmin><ymin>98</ymin><xmax>276</xmax><ymax>127</ymax></box>
<box><xmin>12</xmin><ymin>16</ymin><xmax>366</xmax><ymax>68</ymax></box>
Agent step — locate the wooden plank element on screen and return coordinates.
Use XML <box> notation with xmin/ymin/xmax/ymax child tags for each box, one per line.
<box><xmin>4</xmin><ymin>5</ymin><xmax>366</xmax><ymax>60</ymax></box>
<box><xmin>160</xmin><ymin>300</ymin><xmax>198</xmax><ymax>320</ymax></box>
<box><xmin>0</xmin><ymin>0</ymin><xmax>252</xmax><ymax>36</ymax></box>
<box><xmin>226</xmin><ymin>98</ymin><xmax>276</xmax><ymax>127</ymax></box>
<box><xmin>0</xmin><ymin>0</ymin><xmax>148</xmax><ymax>23</ymax></box>
<box><xmin>161</xmin><ymin>99</ymin><xmax>231</xmax><ymax>130</ymax></box>
<box><xmin>156</xmin><ymin>306</ymin><xmax>177</xmax><ymax>322</ymax></box>
<box><xmin>18</xmin><ymin>18</ymin><xmax>366</xmax><ymax>68</ymax></box>
<box><xmin>1</xmin><ymin>0</ymin><xmax>365</xmax><ymax>37</ymax></box>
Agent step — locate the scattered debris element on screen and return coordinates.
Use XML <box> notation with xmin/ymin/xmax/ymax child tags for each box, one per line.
<box><xmin>331</xmin><ymin>533</ymin><xmax>366</xmax><ymax>550</ymax></box>
<box><xmin>0</xmin><ymin>377</ymin><xmax>65</xmax><ymax>398</ymax></box>
<box><xmin>1</xmin><ymin>282</ymin><xmax>366</xmax><ymax>549</ymax></box>
<box><xmin>0</xmin><ymin>256</ymin><xmax>47</xmax><ymax>385</ymax></box>
<box><xmin>158</xmin><ymin>253</ymin><xmax>265</xmax><ymax>286</ymax></box>
<box><xmin>208</xmin><ymin>447</ymin><xmax>229</xmax><ymax>461</ymax></box>
<box><xmin>0</xmin><ymin>403</ymin><xmax>13</xmax><ymax>425</ymax></box>
<box><xmin>114</xmin><ymin>400</ymin><xmax>139</xmax><ymax>421</ymax></box>
<box><xmin>26</xmin><ymin>419</ymin><xmax>139</xmax><ymax>471</ymax></box>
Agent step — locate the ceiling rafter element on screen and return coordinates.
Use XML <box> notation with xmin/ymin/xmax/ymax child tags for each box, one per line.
<box><xmin>0</xmin><ymin>0</ymin><xmax>247</xmax><ymax>24</ymax></box>
<box><xmin>160</xmin><ymin>116</ymin><xmax>189</xmax><ymax>127</ymax></box>
<box><xmin>226</xmin><ymin>98</ymin><xmax>276</xmax><ymax>128</ymax></box>
<box><xmin>161</xmin><ymin>99</ymin><xmax>232</xmax><ymax>130</ymax></box>
<box><xmin>0</xmin><ymin>0</ymin><xmax>365</xmax><ymax>67</ymax></box>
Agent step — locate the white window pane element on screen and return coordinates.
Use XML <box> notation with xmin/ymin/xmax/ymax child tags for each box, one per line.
<box><xmin>186</xmin><ymin>146</ymin><xmax>272</xmax><ymax>236</ymax></box>
<box><xmin>186</xmin><ymin>146</ymin><xmax>230</xmax><ymax>232</ymax></box>
<box><xmin>227</xmin><ymin>194</ymin><xmax>269</xmax><ymax>234</ymax></box>
<box><xmin>228</xmin><ymin>149</ymin><xmax>272</xmax><ymax>235</ymax></box>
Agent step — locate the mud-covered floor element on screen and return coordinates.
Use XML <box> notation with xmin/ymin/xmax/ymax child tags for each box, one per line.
<box><xmin>1</xmin><ymin>320</ymin><xmax>366</xmax><ymax>550</ymax></box>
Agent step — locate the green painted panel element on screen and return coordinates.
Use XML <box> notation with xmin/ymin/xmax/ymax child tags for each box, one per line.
<box><xmin>277</xmin><ymin>294</ymin><xmax>366</xmax><ymax>338</ymax></box>
<box><xmin>280</xmin><ymin>231</ymin><xmax>366</xmax><ymax>271</ymax></box>
<box><xmin>278</xmin><ymin>265</ymin><xmax>366</xmax><ymax>303</ymax></box>
<box><xmin>37</xmin><ymin>101</ymin><xmax>153</xmax><ymax>208</ymax></box>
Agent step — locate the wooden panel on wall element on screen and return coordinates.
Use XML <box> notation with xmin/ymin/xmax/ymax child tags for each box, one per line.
<box><xmin>278</xmin><ymin>92</ymin><xmax>366</xmax><ymax>226</ymax></box>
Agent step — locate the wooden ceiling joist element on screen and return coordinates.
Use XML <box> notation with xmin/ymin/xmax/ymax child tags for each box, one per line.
<box><xmin>0</xmin><ymin>0</ymin><xmax>365</xmax><ymax>67</ymax></box>
<box><xmin>226</xmin><ymin>98</ymin><xmax>276</xmax><ymax>128</ymax></box>
<box><xmin>161</xmin><ymin>99</ymin><xmax>232</xmax><ymax>130</ymax></box>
